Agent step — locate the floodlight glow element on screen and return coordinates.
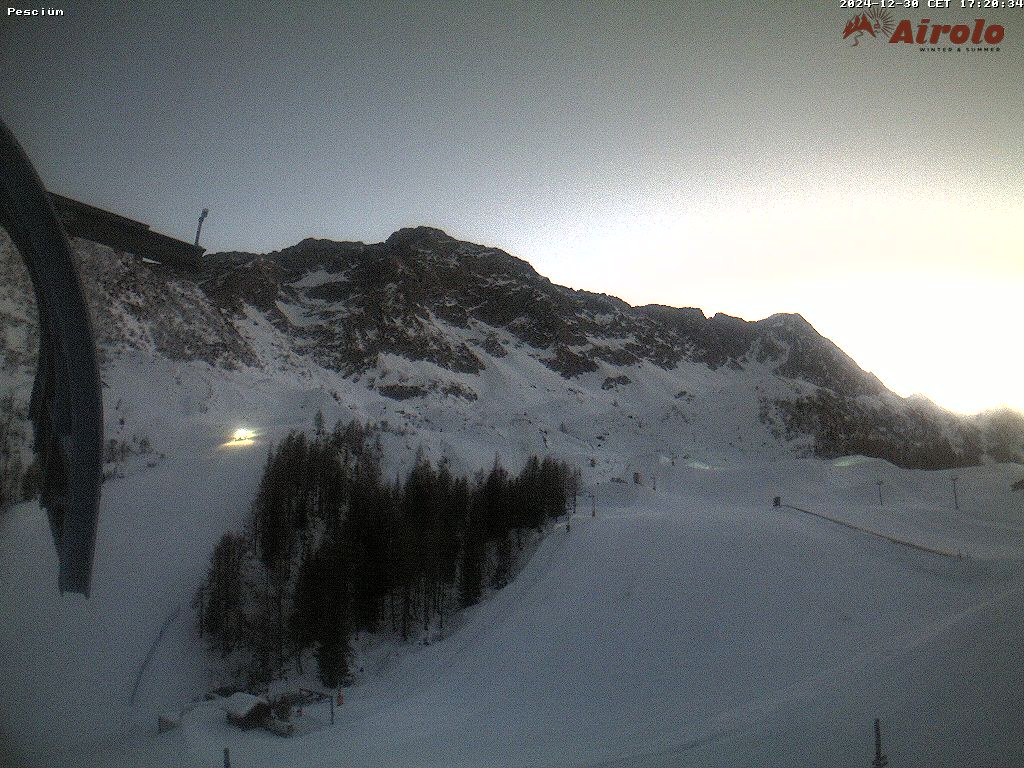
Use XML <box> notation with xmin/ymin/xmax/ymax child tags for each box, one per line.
<box><xmin>223</xmin><ymin>427</ymin><xmax>258</xmax><ymax>448</ymax></box>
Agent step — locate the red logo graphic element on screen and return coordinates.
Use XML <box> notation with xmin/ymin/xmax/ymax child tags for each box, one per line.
<box><xmin>889</xmin><ymin>18</ymin><xmax>1004</xmax><ymax>45</ymax></box>
<box><xmin>843</xmin><ymin>9</ymin><xmax>895</xmax><ymax>46</ymax></box>
<box><xmin>844</xmin><ymin>12</ymin><xmax>1005</xmax><ymax>48</ymax></box>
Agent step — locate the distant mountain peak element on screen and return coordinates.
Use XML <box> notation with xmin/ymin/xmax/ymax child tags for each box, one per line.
<box><xmin>385</xmin><ymin>226</ymin><xmax>456</xmax><ymax>247</ymax></box>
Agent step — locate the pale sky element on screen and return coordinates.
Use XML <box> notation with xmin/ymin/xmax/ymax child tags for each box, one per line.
<box><xmin>2</xmin><ymin>1</ymin><xmax>1022</xmax><ymax>414</ymax></box>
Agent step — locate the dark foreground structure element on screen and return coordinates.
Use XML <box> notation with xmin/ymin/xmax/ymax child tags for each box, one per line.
<box><xmin>0</xmin><ymin>118</ymin><xmax>103</xmax><ymax>596</ymax></box>
<box><xmin>50</xmin><ymin>192</ymin><xmax>205</xmax><ymax>270</ymax></box>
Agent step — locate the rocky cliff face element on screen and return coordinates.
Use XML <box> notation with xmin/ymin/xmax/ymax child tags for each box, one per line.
<box><xmin>202</xmin><ymin>227</ymin><xmax>884</xmax><ymax>391</ymax></box>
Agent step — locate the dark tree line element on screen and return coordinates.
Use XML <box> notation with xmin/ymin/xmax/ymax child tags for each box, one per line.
<box><xmin>0</xmin><ymin>394</ymin><xmax>39</xmax><ymax>513</ymax></box>
<box><xmin>767</xmin><ymin>392</ymin><xmax>984</xmax><ymax>470</ymax></box>
<box><xmin>196</xmin><ymin>418</ymin><xmax>578</xmax><ymax>688</ymax></box>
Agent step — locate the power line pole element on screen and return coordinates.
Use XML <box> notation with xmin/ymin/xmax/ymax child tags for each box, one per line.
<box><xmin>872</xmin><ymin>718</ymin><xmax>888</xmax><ymax>767</ymax></box>
<box><xmin>195</xmin><ymin>208</ymin><xmax>209</xmax><ymax>246</ymax></box>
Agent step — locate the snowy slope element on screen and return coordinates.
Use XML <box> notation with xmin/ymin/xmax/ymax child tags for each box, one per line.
<box><xmin>2</xmin><ymin>226</ymin><xmax>1024</xmax><ymax>766</ymax></box>
<box><xmin>3</xmin><ymin>440</ymin><xmax>1023</xmax><ymax>767</ymax></box>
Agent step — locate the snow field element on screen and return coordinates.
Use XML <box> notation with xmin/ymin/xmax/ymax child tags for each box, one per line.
<box><xmin>1</xmin><ymin>353</ymin><xmax>1023</xmax><ymax>767</ymax></box>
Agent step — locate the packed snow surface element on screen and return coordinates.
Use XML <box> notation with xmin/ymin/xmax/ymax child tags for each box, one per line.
<box><xmin>1</xmin><ymin>355</ymin><xmax>1023</xmax><ymax>767</ymax></box>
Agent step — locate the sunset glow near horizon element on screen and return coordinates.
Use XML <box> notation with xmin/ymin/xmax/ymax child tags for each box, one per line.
<box><xmin>534</xmin><ymin>185</ymin><xmax>1024</xmax><ymax>416</ymax></box>
<box><xmin>3</xmin><ymin>1</ymin><xmax>1021</xmax><ymax>416</ymax></box>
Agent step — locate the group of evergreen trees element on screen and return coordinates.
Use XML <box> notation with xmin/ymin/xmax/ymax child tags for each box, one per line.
<box><xmin>0</xmin><ymin>394</ymin><xmax>38</xmax><ymax>513</ymax></box>
<box><xmin>196</xmin><ymin>418</ymin><xmax>578</xmax><ymax>688</ymax></box>
<box><xmin>769</xmin><ymin>392</ymin><xmax>979</xmax><ymax>470</ymax></box>
<box><xmin>0</xmin><ymin>396</ymin><xmax>22</xmax><ymax>512</ymax></box>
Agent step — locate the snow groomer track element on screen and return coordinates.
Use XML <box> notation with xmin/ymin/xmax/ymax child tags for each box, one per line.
<box><xmin>778</xmin><ymin>503</ymin><xmax>962</xmax><ymax>559</ymax></box>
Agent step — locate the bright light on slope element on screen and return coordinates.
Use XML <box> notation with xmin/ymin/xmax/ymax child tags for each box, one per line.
<box><xmin>223</xmin><ymin>428</ymin><xmax>257</xmax><ymax>448</ymax></box>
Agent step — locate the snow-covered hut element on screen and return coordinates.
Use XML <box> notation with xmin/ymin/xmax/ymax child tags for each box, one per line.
<box><xmin>221</xmin><ymin>692</ymin><xmax>271</xmax><ymax>730</ymax></box>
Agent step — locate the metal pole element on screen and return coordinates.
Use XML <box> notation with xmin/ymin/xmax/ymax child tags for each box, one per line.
<box><xmin>877</xmin><ymin>480</ymin><xmax>884</xmax><ymax>507</ymax></box>
<box><xmin>198</xmin><ymin>585</ymin><xmax>205</xmax><ymax>637</ymax></box>
<box><xmin>223</xmin><ymin>747</ymin><xmax>231</xmax><ymax>768</ymax></box>
<box><xmin>872</xmin><ymin>718</ymin><xmax>888</xmax><ymax>767</ymax></box>
<box><xmin>330</xmin><ymin>696</ymin><xmax>335</xmax><ymax>725</ymax></box>
<box><xmin>952</xmin><ymin>476</ymin><xmax>960</xmax><ymax>510</ymax></box>
<box><xmin>195</xmin><ymin>208</ymin><xmax>209</xmax><ymax>246</ymax></box>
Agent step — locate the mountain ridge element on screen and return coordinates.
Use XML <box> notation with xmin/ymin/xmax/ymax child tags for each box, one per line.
<box><xmin>203</xmin><ymin>227</ymin><xmax>885</xmax><ymax>395</ymax></box>
<box><xmin>1</xmin><ymin>225</ymin><xmax>1021</xmax><ymax>477</ymax></box>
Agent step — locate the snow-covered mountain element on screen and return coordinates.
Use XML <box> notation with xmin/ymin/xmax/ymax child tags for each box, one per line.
<box><xmin>206</xmin><ymin>226</ymin><xmax>1024</xmax><ymax>468</ymax></box>
<box><xmin>3</xmin><ymin>224</ymin><xmax>1014</xmax><ymax>487</ymax></box>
